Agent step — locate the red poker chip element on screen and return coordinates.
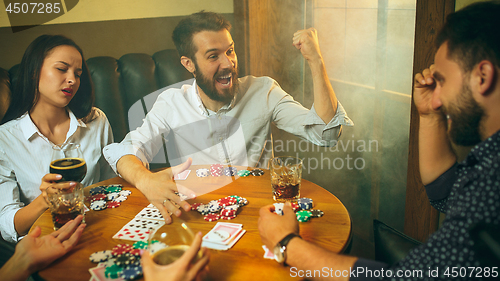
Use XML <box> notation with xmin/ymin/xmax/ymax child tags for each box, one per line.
<box><xmin>107</xmin><ymin>201</ymin><xmax>121</xmax><ymax>208</ymax></box>
<box><xmin>221</xmin><ymin>215</ymin><xmax>236</xmax><ymax>220</ymax></box>
<box><xmin>191</xmin><ymin>202</ymin><xmax>202</xmax><ymax>210</ymax></box>
<box><xmin>204</xmin><ymin>213</ymin><xmax>220</xmax><ymax>222</ymax></box>
<box><xmin>112</xmin><ymin>244</ymin><xmax>133</xmax><ymax>256</ymax></box>
<box><xmin>220</xmin><ymin>209</ymin><xmax>236</xmax><ymax>217</ymax></box>
<box><xmin>129</xmin><ymin>249</ymin><xmax>142</xmax><ymax>256</ymax></box>
<box><xmin>89</xmin><ymin>194</ymin><xmax>106</xmax><ymax>202</ymax></box>
<box><xmin>291</xmin><ymin>202</ymin><xmax>300</xmax><ymax>212</ymax></box>
<box><xmin>218</xmin><ymin>197</ymin><xmax>237</xmax><ymax>207</ymax></box>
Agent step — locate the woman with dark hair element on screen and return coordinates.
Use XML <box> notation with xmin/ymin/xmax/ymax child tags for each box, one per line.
<box><xmin>0</xmin><ymin>35</ymin><xmax>114</xmax><ymax>248</ymax></box>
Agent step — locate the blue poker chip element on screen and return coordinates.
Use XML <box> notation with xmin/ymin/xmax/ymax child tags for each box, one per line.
<box><xmin>223</xmin><ymin>167</ymin><xmax>237</xmax><ymax>176</ymax></box>
<box><xmin>89</xmin><ymin>186</ymin><xmax>107</xmax><ymax>195</ymax></box>
<box><xmin>297</xmin><ymin>197</ymin><xmax>313</xmax><ymax>210</ymax></box>
<box><xmin>122</xmin><ymin>265</ymin><xmax>143</xmax><ymax>280</ymax></box>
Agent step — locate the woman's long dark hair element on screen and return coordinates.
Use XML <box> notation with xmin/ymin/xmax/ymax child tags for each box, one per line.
<box><xmin>1</xmin><ymin>35</ymin><xmax>94</xmax><ymax>124</ymax></box>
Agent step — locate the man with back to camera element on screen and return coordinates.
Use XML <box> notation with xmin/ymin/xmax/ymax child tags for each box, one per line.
<box><xmin>103</xmin><ymin>11</ymin><xmax>353</xmax><ymax>222</ymax></box>
<box><xmin>258</xmin><ymin>1</ymin><xmax>500</xmax><ymax>280</ymax></box>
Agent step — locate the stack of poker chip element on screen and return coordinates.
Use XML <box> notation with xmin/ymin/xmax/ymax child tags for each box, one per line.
<box><xmin>209</xmin><ymin>164</ymin><xmax>224</xmax><ymax>177</ymax></box>
<box><xmin>88</xmin><ymin>184</ymin><xmax>131</xmax><ymax>211</ymax></box>
<box><xmin>192</xmin><ymin>195</ymin><xmax>248</xmax><ymax>222</ymax></box>
<box><xmin>89</xmin><ymin>243</ymin><xmax>144</xmax><ymax>280</ymax></box>
<box><xmin>271</xmin><ymin>197</ymin><xmax>324</xmax><ymax>222</ymax></box>
<box><xmin>195</xmin><ymin>165</ymin><xmax>264</xmax><ymax>178</ymax></box>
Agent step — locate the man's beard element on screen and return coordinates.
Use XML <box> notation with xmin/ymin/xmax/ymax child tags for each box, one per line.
<box><xmin>195</xmin><ymin>63</ymin><xmax>239</xmax><ymax>105</ymax></box>
<box><xmin>444</xmin><ymin>82</ymin><xmax>484</xmax><ymax>146</ymax></box>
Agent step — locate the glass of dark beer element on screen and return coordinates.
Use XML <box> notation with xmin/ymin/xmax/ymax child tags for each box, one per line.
<box><xmin>50</xmin><ymin>143</ymin><xmax>87</xmax><ymax>182</ymax></box>
<box><xmin>269</xmin><ymin>156</ymin><xmax>303</xmax><ymax>202</ymax></box>
<box><xmin>48</xmin><ymin>143</ymin><xmax>86</xmax><ymax>229</ymax></box>
<box><xmin>148</xmin><ymin>221</ymin><xmax>202</xmax><ymax>265</ymax></box>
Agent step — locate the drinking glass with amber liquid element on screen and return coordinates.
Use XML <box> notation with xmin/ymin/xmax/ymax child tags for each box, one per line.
<box><xmin>148</xmin><ymin>221</ymin><xmax>202</xmax><ymax>265</ymax></box>
<box><xmin>48</xmin><ymin>143</ymin><xmax>86</xmax><ymax>229</ymax></box>
<box><xmin>269</xmin><ymin>156</ymin><xmax>303</xmax><ymax>202</ymax></box>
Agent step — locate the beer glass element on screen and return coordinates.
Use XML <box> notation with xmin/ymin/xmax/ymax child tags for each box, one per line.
<box><xmin>50</xmin><ymin>143</ymin><xmax>87</xmax><ymax>182</ymax></box>
<box><xmin>148</xmin><ymin>222</ymin><xmax>202</xmax><ymax>265</ymax></box>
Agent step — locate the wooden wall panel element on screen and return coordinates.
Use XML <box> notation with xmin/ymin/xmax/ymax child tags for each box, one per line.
<box><xmin>404</xmin><ymin>0</ymin><xmax>455</xmax><ymax>242</ymax></box>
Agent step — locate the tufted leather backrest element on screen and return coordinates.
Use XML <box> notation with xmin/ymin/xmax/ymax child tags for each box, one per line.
<box><xmin>0</xmin><ymin>49</ymin><xmax>192</xmax><ymax>144</ymax></box>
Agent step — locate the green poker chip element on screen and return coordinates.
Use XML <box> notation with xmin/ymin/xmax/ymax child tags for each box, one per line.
<box><xmin>104</xmin><ymin>264</ymin><xmax>123</xmax><ymax>279</ymax></box>
<box><xmin>133</xmin><ymin>241</ymin><xmax>148</xmax><ymax>249</ymax></box>
<box><xmin>296</xmin><ymin>210</ymin><xmax>312</xmax><ymax>222</ymax></box>
<box><xmin>237</xmin><ymin>170</ymin><xmax>251</xmax><ymax>177</ymax></box>
<box><xmin>106</xmin><ymin>186</ymin><xmax>122</xmax><ymax>193</ymax></box>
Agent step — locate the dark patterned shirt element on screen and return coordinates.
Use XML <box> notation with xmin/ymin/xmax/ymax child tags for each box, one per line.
<box><xmin>352</xmin><ymin>130</ymin><xmax>500</xmax><ymax>280</ymax></box>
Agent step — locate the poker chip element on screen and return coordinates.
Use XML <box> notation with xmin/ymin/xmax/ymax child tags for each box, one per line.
<box><xmin>191</xmin><ymin>202</ymin><xmax>203</xmax><ymax>210</ymax></box>
<box><xmin>89</xmin><ymin>250</ymin><xmax>112</xmax><ymax>263</ymax></box>
<box><xmin>224</xmin><ymin>204</ymin><xmax>240</xmax><ymax>211</ymax></box>
<box><xmin>297</xmin><ymin>198</ymin><xmax>313</xmax><ymax>210</ymax></box>
<box><xmin>90</xmin><ymin>200</ymin><xmax>107</xmax><ymax>211</ymax></box>
<box><xmin>310</xmin><ymin>209</ymin><xmax>324</xmax><ymax>218</ymax></box>
<box><xmin>207</xmin><ymin>200</ymin><xmax>222</xmax><ymax>213</ymax></box>
<box><xmin>98</xmin><ymin>257</ymin><xmax>117</xmax><ymax>268</ymax></box>
<box><xmin>197</xmin><ymin>204</ymin><xmax>210</xmax><ymax>215</ymax></box>
<box><xmin>89</xmin><ymin>186</ymin><xmax>106</xmax><ymax>195</ymax></box>
<box><xmin>296</xmin><ymin>210</ymin><xmax>312</xmax><ymax>222</ymax></box>
<box><xmin>210</xmin><ymin>164</ymin><xmax>223</xmax><ymax>177</ymax></box>
<box><xmin>196</xmin><ymin>168</ymin><xmax>209</xmax><ymax>177</ymax></box>
<box><xmin>218</xmin><ymin>196</ymin><xmax>238</xmax><ymax>207</ymax></box>
<box><xmin>121</xmin><ymin>265</ymin><xmax>142</xmax><ymax>280</ymax></box>
<box><xmin>237</xmin><ymin>169</ymin><xmax>251</xmax><ymax>177</ymax></box>
<box><xmin>115</xmin><ymin>253</ymin><xmax>138</xmax><ymax>267</ymax></box>
<box><xmin>89</xmin><ymin>194</ymin><xmax>106</xmax><ymax>202</ymax></box>
<box><xmin>107</xmin><ymin>201</ymin><xmax>121</xmax><ymax>208</ymax></box>
<box><xmin>291</xmin><ymin>202</ymin><xmax>300</xmax><ymax>212</ymax></box>
<box><xmin>223</xmin><ymin>167</ymin><xmax>237</xmax><ymax>176</ymax></box>
<box><xmin>274</xmin><ymin>203</ymin><xmax>285</xmax><ymax>216</ymax></box>
<box><xmin>129</xmin><ymin>249</ymin><xmax>142</xmax><ymax>256</ymax></box>
<box><xmin>220</xmin><ymin>209</ymin><xmax>236</xmax><ymax>217</ymax></box>
<box><xmin>113</xmin><ymin>195</ymin><xmax>128</xmax><ymax>203</ymax></box>
<box><xmin>112</xmin><ymin>244</ymin><xmax>133</xmax><ymax>256</ymax></box>
<box><xmin>104</xmin><ymin>264</ymin><xmax>123</xmax><ymax>279</ymax></box>
<box><xmin>120</xmin><ymin>190</ymin><xmax>132</xmax><ymax>196</ymax></box>
<box><xmin>108</xmin><ymin>184</ymin><xmax>123</xmax><ymax>188</ymax></box>
<box><xmin>204</xmin><ymin>213</ymin><xmax>220</xmax><ymax>222</ymax></box>
<box><xmin>250</xmin><ymin>168</ymin><xmax>264</xmax><ymax>176</ymax></box>
<box><xmin>148</xmin><ymin>241</ymin><xmax>167</xmax><ymax>254</ymax></box>
<box><xmin>221</xmin><ymin>215</ymin><xmax>236</xmax><ymax>220</ymax></box>
<box><xmin>107</xmin><ymin>192</ymin><xmax>120</xmax><ymax>201</ymax></box>
<box><xmin>237</xmin><ymin>197</ymin><xmax>249</xmax><ymax>206</ymax></box>
<box><xmin>106</xmin><ymin>186</ymin><xmax>122</xmax><ymax>193</ymax></box>
<box><xmin>133</xmin><ymin>241</ymin><xmax>148</xmax><ymax>249</ymax></box>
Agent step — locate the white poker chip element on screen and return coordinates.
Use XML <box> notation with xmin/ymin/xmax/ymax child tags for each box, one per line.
<box><xmin>148</xmin><ymin>242</ymin><xmax>167</xmax><ymax>254</ymax></box>
<box><xmin>208</xmin><ymin>200</ymin><xmax>221</xmax><ymax>213</ymax></box>
<box><xmin>89</xmin><ymin>250</ymin><xmax>112</xmax><ymax>263</ymax></box>
<box><xmin>196</xmin><ymin>168</ymin><xmax>209</xmax><ymax>177</ymax></box>
<box><xmin>107</xmin><ymin>192</ymin><xmax>120</xmax><ymax>201</ymax></box>
<box><xmin>98</xmin><ymin>257</ymin><xmax>117</xmax><ymax>268</ymax></box>
<box><xmin>120</xmin><ymin>190</ymin><xmax>132</xmax><ymax>196</ymax></box>
<box><xmin>113</xmin><ymin>195</ymin><xmax>128</xmax><ymax>203</ymax></box>
<box><xmin>224</xmin><ymin>204</ymin><xmax>240</xmax><ymax>211</ymax></box>
<box><xmin>90</xmin><ymin>200</ymin><xmax>107</xmax><ymax>211</ymax></box>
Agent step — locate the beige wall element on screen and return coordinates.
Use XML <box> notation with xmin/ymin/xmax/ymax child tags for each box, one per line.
<box><xmin>0</xmin><ymin>0</ymin><xmax>232</xmax><ymax>27</ymax></box>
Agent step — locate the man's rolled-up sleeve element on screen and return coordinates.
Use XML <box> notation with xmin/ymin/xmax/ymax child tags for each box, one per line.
<box><xmin>303</xmin><ymin>101</ymin><xmax>354</xmax><ymax>146</ymax></box>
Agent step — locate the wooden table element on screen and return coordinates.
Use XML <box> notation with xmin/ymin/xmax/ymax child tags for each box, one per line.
<box><xmin>32</xmin><ymin>166</ymin><xmax>351</xmax><ymax>281</ymax></box>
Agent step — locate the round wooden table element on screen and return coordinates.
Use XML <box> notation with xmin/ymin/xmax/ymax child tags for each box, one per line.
<box><xmin>32</xmin><ymin>166</ymin><xmax>351</xmax><ymax>281</ymax></box>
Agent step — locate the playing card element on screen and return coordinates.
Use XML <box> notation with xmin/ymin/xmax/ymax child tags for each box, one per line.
<box><xmin>89</xmin><ymin>265</ymin><xmax>124</xmax><ymax>281</ymax></box>
<box><xmin>136</xmin><ymin>207</ymin><xmax>163</xmax><ymax>220</ymax></box>
<box><xmin>112</xmin><ymin>217</ymin><xmax>164</xmax><ymax>241</ymax></box>
<box><xmin>203</xmin><ymin>222</ymin><xmax>242</xmax><ymax>245</ymax></box>
<box><xmin>174</xmin><ymin>170</ymin><xmax>191</xmax><ymax>180</ymax></box>
<box><xmin>262</xmin><ymin>245</ymin><xmax>276</xmax><ymax>259</ymax></box>
<box><xmin>202</xmin><ymin>229</ymin><xmax>246</xmax><ymax>250</ymax></box>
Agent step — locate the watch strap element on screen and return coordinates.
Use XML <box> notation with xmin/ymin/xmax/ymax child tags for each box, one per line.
<box><xmin>277</xmin><ymin>233</ymin><xmax>301</xmax><ymax>265</ymax></box>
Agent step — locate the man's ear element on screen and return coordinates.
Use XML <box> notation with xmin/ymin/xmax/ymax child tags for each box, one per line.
<box><xmin>472</xmin><ymin>60</ymin><xmax>495</xmax><ymax>96</ymax></box>
<box><xmin>181</xmin><ymin>56</ymin><xmax>196</xmax><ymax>75</ymax></box>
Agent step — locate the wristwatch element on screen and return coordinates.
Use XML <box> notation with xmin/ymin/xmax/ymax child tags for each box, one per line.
<box><xmin>273</xmin><ymin>233</ymin><xmax>301</xmax><ymax>265</ymax></box>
